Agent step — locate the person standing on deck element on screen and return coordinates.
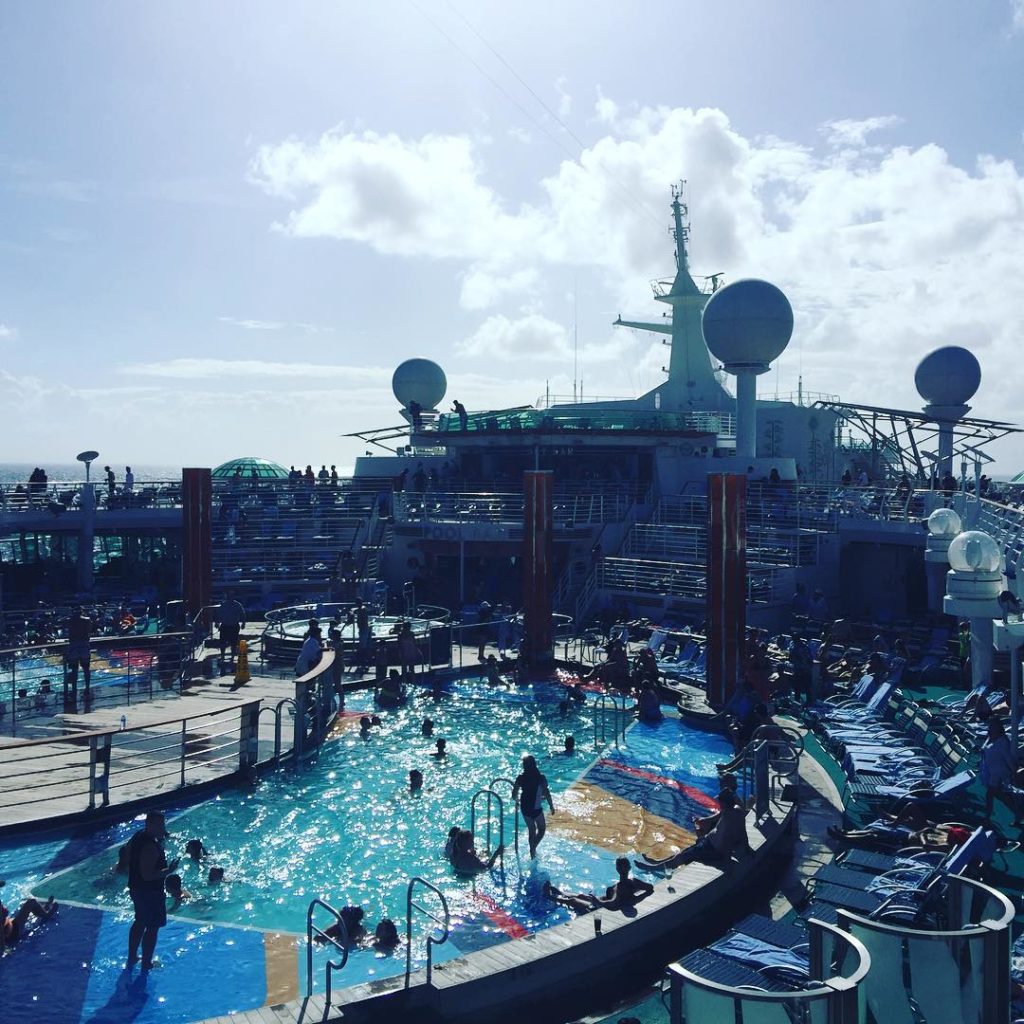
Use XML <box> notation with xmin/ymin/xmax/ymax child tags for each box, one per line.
<box><xmin>215</xmin><ymin>595</ymin><xmax>246</xmax><ymax>668</ymax></box>
<box><xmin>512</xmin><ymin>755</ymin><xmax>555</xmax><ymax>858</ymax></box>
<box><xmin>126</xmin><ymin>811</ymin><xmax>179</xmax><ymax>970</ymax></box>
<box><xmin>104</xmin><ymin>465</ymin><xmax>116</xmax><ymax>502</ymax></box>
<box><xmin>452</xmin><ymin>400</ymin><xmax>468</xmax><ymax>431</ymax></box>
<box><xmin>65</xmin><ymin>606</ymin><xmax>93</xmax><ymax>710</ymax></box>
<box><xmin>124</xmin><ymin>466</ymin><xmax>135</xmax><ymax>495</ymax></box>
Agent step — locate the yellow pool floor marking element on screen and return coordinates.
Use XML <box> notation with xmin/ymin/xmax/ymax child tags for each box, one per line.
<box><xmin>264</xmin><ymin>930</ymin><xmax>300</xmax><ymax>1005</ymax></box>
<box><xmin>547</xmin><ymin>779</ymin><xmax>696</xmax><ymax>860</ymax></box>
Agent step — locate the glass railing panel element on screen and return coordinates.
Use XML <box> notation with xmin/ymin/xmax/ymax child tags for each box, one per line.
<box><xmin>844</xmin><ymin>923</ymin><xmax>916</xmax><ymax>1024</ymax></box>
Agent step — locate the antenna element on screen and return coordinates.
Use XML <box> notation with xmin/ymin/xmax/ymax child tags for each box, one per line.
<box><xmin>670</xmin><ymin>180</ymin><xmax>690</xmax><ymax>272</ymax></box>
<box><xmin>573</xmin><ymin>279</ymin><xmax>579</xmax><ymax>404</ymax></box>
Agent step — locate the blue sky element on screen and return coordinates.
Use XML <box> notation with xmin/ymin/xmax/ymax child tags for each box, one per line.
<box><xmin>2</xmin><ymin>1</ymin><xmax>1023</xmax><ymax>472</ymax></box>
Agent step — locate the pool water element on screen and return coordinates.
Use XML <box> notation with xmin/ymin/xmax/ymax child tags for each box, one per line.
<box><xmin>0</xmin><ymin>680</ymin><xmax>732</xmax><ymax>1024</ymax></box>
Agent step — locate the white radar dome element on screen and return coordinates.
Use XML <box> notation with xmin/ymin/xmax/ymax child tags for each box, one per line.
<box><xmin>927</xmin><ymin>508</ymin><xmax>962</xmax><ymax>538</ymax></box>
<box><xmin>914</xmin><ymin>346</ymin><xmax>981</xmax><ymax>407</ymax></box>
<box><xmin>701</xmin><ymin>279</ymin><xmax>794</xmax><ymax>371</ymax></box>
<box><xmin>392</xmin><ymin>358</ymin><xmax>447</xmax><ymax>410</ymax></box>
<box><xmin>948</xmin><ymin>530</ymin><xmax>1002</xmax><ymax>574</ymax></box>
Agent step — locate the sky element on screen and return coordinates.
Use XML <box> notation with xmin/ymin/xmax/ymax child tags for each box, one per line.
<box><xmin>2</xmin><ymin>1</ymin><xmax>1024</xmax><ymax>474</ymax></box>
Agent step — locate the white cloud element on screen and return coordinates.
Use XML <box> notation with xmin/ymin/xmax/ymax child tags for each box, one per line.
<box><xmin>555</xmin><ymin>76</ymin><xmax>573</xmax><ymax>119</ymax></box>
<box><xmin>459</xmin><ymin>267</ymin><xmax>539</xmax><ymax>310</ymax></box>
<box><xmin>249</xmin><ymin>127</ymin><xmax>543</xmax><ymax>261</ymax></box>
<box><xmin>457</xmin><ymin>313</ymin><xmax>570</xmax><ymax>362</ymax></box>
<box><xmin>116</xmin><ymin>358</ymin><xmax>390</xmax><ymax>381</ymax></box>
<box><xmin>0</xmin><ymin>323</ymin><xmax>15</xmax><ymax>340</ymax></box>
<box><xmin>821</xmin><ymin>115</ymin><xmax>904</xmax><ymax>147</ymax></box>
<box><xmin>252</xmin><ymin>103</ymin><xmax>1024</xmax><ymax>448</ymax></box>
<box><xmin>218</xmin><ymin>316</ymin><xmax>333</xmax><ymax>334</ymax></box>
<box><xmin>1012</xmin><ymin>0</ymin><xmax>1024</xmax><ymax>32</ymax></box>
<box><xmin>593</xmin><ymin>87</ymin><xmax>619</xmax><ymax>125</ymax></box>
<box><xmin>456</xmin><ymin>313</ymin><xmax>636</xmax><ymax>365</ymax></box>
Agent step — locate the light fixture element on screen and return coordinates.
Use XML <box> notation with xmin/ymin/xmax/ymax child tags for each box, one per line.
<box><xmin>926</xmin><ymin>508</ymin><xmax>961</xmax><ymax>538</ymax></box>
<box><xmin>948</xmin><ymin>531</ymin><xmax>1001</xmax><ymax>574</ymax></box>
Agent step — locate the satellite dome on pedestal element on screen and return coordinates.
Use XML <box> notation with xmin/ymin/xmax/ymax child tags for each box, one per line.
<box><xmin>701</xmin><ymin>279</ymin><xmax>794</xmax><ymax>371</ymax></box>
<box><xmin>392</xmin><ymin>359</ymin><xmax>447</xmax><ymax>410</ymax></box>
<box><xmin>914</xmin><ymin>347</ymin><xmax>981</xmax><ymax>407</ymax></box>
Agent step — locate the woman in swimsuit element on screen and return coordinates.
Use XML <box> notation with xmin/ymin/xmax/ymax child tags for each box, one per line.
<box><xmin>512</xmin><ymin>756</ymin><xmax>555</xmax><ymax>858</ymax></box>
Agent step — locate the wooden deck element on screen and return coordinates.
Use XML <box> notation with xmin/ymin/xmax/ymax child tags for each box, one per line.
<box><xmin>0</xmin><ymin>672</ymin><xmax>299</xmax><ymax>833</ymax></box>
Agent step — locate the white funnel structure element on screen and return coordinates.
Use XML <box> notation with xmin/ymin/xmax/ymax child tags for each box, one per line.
<box><xmin>914</xmin><ymin>346</ymin><xmax>981</xmax><ymax>478</ymax></box>
<box><xmin>701</xmin><ymin>279</ymin><xmax>794</xmax><ymax>460</ymax></box>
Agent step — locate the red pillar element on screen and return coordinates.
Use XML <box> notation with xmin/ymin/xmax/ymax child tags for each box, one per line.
<box><xmin>182</xmin><ymin>468</ymin><xmax>212</xmax><ymax>621</ymax></box>
<box><xmin>706</xmin><ymin>472</ymin><xmax>746</xmax><ymax>707</ymax></box>
<box><xmin>522</xmin><ymin>470</ymin><xmax>554</xmax><ymax>669</ymax></box>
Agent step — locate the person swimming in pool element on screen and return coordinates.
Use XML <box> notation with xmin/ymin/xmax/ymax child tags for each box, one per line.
<box><xmin>421</xmin><ymin>717</ymin><xmax>434</xmax><ymax>737</ymax></box>
<box><xmin>165</xmin><ymin>873</ymin><xmax>190</xmax><ymax>911</ymax></box>
<box><xmin>409</xmin><ymin>769</ymin><xmax>424</xmax><ymax>793</ymax></box>
<box><xmin>512</xmin><ymin>755</ymin><xmax>554</xmax><ymax>858</ymax></box>
<box><xmin>359</xmin><ymin>715</ymin><xmax>372</xmax><ymax>738</ymax></box>
<box><xmin>373</xmin><ymin>918</ymin><xmax>400</xmax><ymax>951</ymax></box>
<box><xmin>431</xmin><ymin>737</ymin><xmax>447</xmax><ymax>759</ymax></box>
<box><xmin>184</xmin><ymin>839</ymin><xmax>207</xmax><ymax>862</ymax></box>
<box><xmin>208</xmin><ymin>867</ymin><xmax>225</xmax><ymax>884</ymax></box>
<box><xmin>449</xmin><ymin>829</ymin><xmax>504</xmax><ymax>875</ymax></box>
<box><xmin>315</xmin><ymin>905</ymin><xmax>366</xmax><ymax>946</ymax></box>
<box><xmin>444</xmin><ymin>826</ymin><xmax>460</xmax><ymax>862</ymax></box>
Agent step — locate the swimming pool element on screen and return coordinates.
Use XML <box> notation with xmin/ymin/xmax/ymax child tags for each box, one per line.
<box><xmin>0</xmin><ymin>679</ymin><xmax>732</xmax><ymax>1024</ymax></box>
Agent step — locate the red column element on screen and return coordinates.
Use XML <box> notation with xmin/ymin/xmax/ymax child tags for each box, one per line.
<box><xmin>706</xmin><ymin>472</ymin><xmax>746</xmax><ymax>707</ymax></box>
<box><xmin>182</xmin><ymin>468</ymin><xmax>212</xmax><ymax>621</ymax></box>
<box><xmin>522</xmin><ymin>470</ymin><xmax>554</xmax><ymax>669</ymax></box>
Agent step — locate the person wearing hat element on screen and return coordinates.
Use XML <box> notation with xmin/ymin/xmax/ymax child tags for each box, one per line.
<box><xmin>125</xmin><ymin>811</ymin><xmax>179</xmax><ymax>969</ymax></box>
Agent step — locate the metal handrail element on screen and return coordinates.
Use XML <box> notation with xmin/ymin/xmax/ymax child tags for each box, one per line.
<box><xmin>306</xmin><ymin>897</ymin><xmax>349</xmax><ymax>1003</ymax></box>
<box><xmin>489</xmin><ymin>777</ymin><xmax>519</xmax><ymax>855</ymax></box>
<box><xmin>593</xmin><ymin>692</ymin><xmax>626</xmax><ymax>748</ymax></box>
<box><xmin>405</xmin><ymin>876</ymin><xmax>450</xmax><ymax>988</ymax></box>
<box><xmin>469</xmin><ymin>788</ymin><xmax>505</xmax><ymax>871</ymax></box>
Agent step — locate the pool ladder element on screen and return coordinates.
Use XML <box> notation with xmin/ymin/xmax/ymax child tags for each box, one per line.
<box><xmin>593</xmin><ymin>692</ymin><xmax>628</xmax><ymax>748</ymax></box>
<box><xmin>489</xmin><ymin>777</ymin><xmax>519</xmax><ymax>855</ymax></box>
<box><xmin>470</xmin><ymin>787</ymin><xmax>508</xmax><ymax>868</ymax></box>
<box><xmin>305</xmin><ymin>897</ymin><xmax>349</xmax><ymax>1003</ymax></box>
<box><xmin>405</xmin><ymin>877</ymin><xmax>451</xmax><ymax>987</ymax></box>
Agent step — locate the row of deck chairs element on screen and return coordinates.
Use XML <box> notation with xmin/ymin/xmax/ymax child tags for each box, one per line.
<box><xmin>804</xmin><ymin>675</ymin><xmax>980</xmax><ymax>815</ymax></box>
<box><xmin>802</xmin><ymin>824</ymin><xmax>999</xmax><ymax>934</ymax></box>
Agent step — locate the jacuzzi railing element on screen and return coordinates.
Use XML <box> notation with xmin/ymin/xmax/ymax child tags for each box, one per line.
<box><xmin>0</xmin><ymin>631</ymin><xmax>192</xmax><ymax>739</ymax></box>
<box><xmin>836</xmin><ymin>874</ymin><xmax>1014</xmax><ymax>1024</ymax></box>
<box><xmin>405</xmin><ymin>876</ymin><xmax>450</xmax><ymax>988</ymax></box>
<box><xmin>666</xmin><ymin>918</ymin><xmax>870</xmax><ymax>1024</ymax></box>
<box><xmin>306</xmin><ymin>897</ymin><xmax>349</xmax><ymax>1003</ymax></box>
<box><xmin>470</xmin><ymin>788</ymin><xmax>506</xmax><ymax>872</ymax></box>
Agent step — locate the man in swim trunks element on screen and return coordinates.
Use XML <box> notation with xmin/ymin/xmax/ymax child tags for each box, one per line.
<box><xmin>512</xmin><ymin>755</ymin><xmax>555</xmax><ymax>857</ymax></box>
<box><xmin>0</xmin><ymin>882</ymin><xmax>56</xmax><ymax>949</ymax></box>
<box><xmin>126</xmin><ymin>811</ymin><xmax>179</xmax><ymax>969</ymax></box>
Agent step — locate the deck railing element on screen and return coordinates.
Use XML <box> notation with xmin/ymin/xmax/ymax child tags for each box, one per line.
<box><xmin>0</xmin><ymin>699</ymin><xmax>262</xmax><ymax>825</ymax></box>
<box><xmin>667</xmin><ymin>918</ymin><xmax>870</xmax><ymax>1024</ymax></box>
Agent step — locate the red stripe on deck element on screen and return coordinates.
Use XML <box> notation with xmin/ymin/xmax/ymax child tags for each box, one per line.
<box><xmin>597</xmin><ymin>759</ymin><xmax>720</xmax><ymax>811</ymax></box>
<box><xmin>473</xmin><ymin>893</ymin><xmax>530</xmax><ymax>939</ymax></box>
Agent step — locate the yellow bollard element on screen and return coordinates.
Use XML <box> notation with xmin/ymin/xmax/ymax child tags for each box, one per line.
<box><xmin>235</xmin><ymin>638</ymin><xmax>252</xmax><ymax>684</ymax></box>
